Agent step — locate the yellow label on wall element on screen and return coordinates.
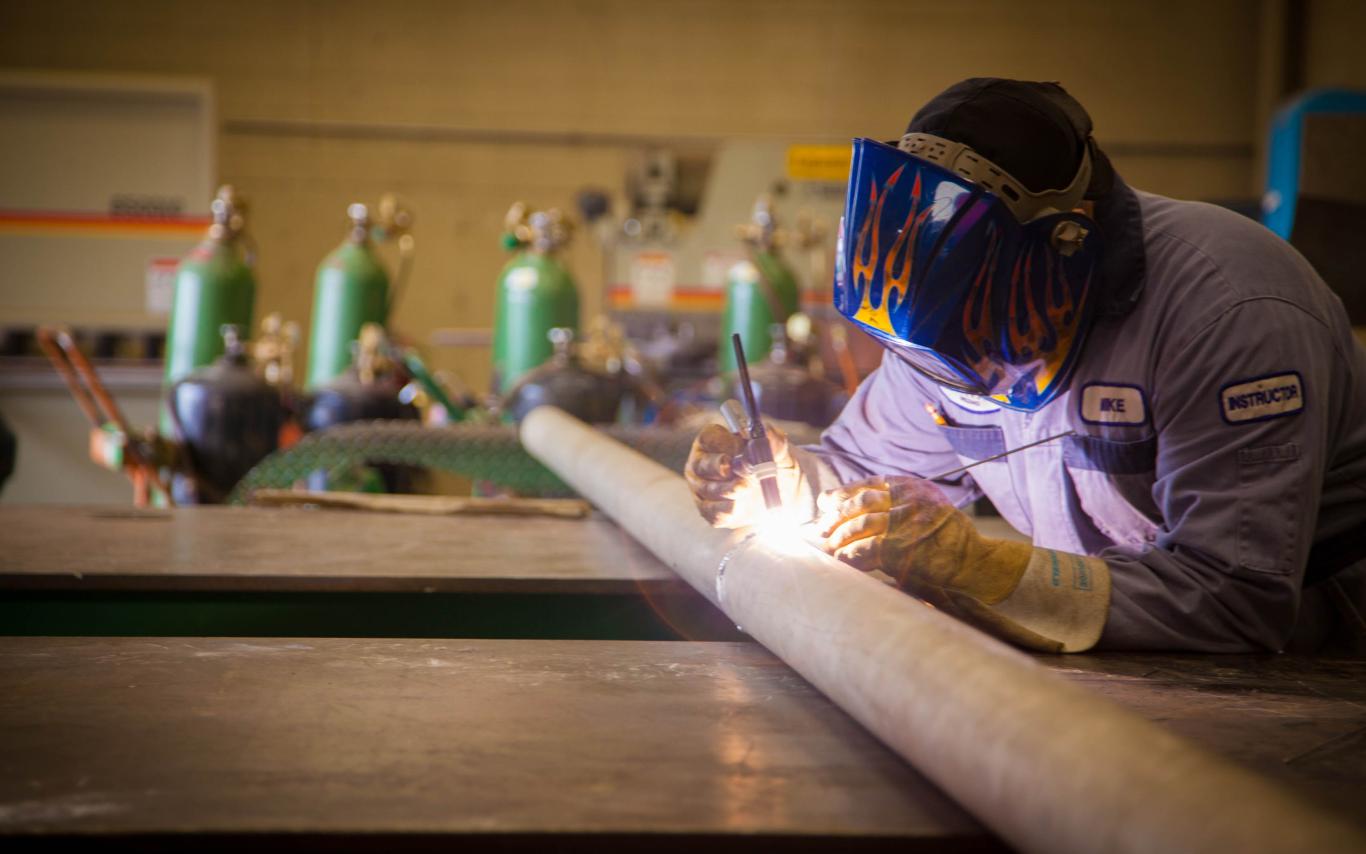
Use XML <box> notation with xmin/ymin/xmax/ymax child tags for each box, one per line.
<box><xmin>785</xmin><ymin>144</ymin><xmax>853</xmax><ymax>182</ymax></box>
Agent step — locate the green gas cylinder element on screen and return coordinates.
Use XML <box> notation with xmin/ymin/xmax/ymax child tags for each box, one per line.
<box><xmin>491</xmin><ymin>204</ymin><xmax>580</xmax><ymax>394</ymax></box>
<box><xmin>305</xmin><ymin>199</ymin><xmax>413</xmax><ymax>389</ymax></box>
<box><xmin>717</xmin><ymin>197</ymin><xmax>800</xmax><ymax>375</ymax></box>
<box><xmin>161</xmin><ymin>186</ymin><xmax>255</xmax><ymax>435</ymax></box>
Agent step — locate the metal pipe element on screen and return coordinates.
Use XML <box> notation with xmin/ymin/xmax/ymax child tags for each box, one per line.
<box><xmin>520</xmin><ymin>406</ymin><xmax>1364</xmax><ymax>854</ymax></box>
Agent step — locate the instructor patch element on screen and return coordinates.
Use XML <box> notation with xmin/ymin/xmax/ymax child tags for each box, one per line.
<box><xmin>1220</xmin><ymin>372</ymin><xmax>1304</xmax><ymax>424</ymax></box>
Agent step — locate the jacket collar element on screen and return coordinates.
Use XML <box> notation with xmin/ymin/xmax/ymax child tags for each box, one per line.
<box><xmin>1092</xmin><ymin>174</ymin><xmax>1147</xmax><ymax>318</ymax></box>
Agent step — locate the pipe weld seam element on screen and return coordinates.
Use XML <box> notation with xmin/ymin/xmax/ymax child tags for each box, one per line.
<box><xmin>716</xmin><ymin>532</ymin><xmax>759</xmax><ymax>606</ymax></box>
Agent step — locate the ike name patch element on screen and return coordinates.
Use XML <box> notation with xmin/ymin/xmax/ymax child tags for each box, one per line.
<box><xmin>1080</xmin><ymin>383</ymin><xmax>1146</xmax><ymax>425</ymax></box>
<box><xmin>1220</xmin><ymin>372</ymin><xmax>1304</xmax><ymax>424</ymax></box>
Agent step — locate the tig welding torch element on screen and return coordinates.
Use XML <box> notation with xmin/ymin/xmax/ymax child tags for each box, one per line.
<box><xmin>722</xmin><ymin>334</ymin><xmax>783</xmax><ymax>512</ymax></box>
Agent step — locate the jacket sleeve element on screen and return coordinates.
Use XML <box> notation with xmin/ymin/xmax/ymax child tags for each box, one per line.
<box><xmin>1098</xmin><ymin>298</ymin><xmax>1337</xmax><ymax>651</ymax></box>
<box><xmin>816</xmin><ymin>353</ymin><xmax>982</xmax><ymax>508</ymax></box>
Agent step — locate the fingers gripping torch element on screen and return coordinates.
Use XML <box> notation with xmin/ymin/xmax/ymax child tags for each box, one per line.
<box><xmin>721</xmin><ymin>333</ymin><xmax>783</xmax><ymax>512</ymax></box>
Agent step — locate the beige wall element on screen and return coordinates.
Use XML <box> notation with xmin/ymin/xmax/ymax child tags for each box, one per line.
<box><xmin>0</xmin><ymin>0</ymin><xmax>1292</xmax><ymax>390</ymax></box>
<box><xmin>1306</xmin><ymin>0</ymin><xmax>1366</xmax><ymax>88</ymax></box>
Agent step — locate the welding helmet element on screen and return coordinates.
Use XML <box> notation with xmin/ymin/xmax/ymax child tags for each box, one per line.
<box><xmin>833</xmin><ymin>133</ymin><xmax>1101</xmax><ymax>411</ymax></box>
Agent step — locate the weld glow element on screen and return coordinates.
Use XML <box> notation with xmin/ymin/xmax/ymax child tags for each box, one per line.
<box><xmin>750</xmin><ymin>505</ymin><xmax>821</xmax><ymax>556</ymax></box>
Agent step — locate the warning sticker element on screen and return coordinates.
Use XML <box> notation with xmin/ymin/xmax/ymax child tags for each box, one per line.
<box><xmin>786</xmin><ymin>145</ymin><xmax>853</xmax><ymax>182</ymax></box>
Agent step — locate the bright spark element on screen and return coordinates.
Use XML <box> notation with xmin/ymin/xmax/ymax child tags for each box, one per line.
<box><xmin>750</xmin><ymin>505</ymin><xmax>821</xmax><ymax>555</ymax></box>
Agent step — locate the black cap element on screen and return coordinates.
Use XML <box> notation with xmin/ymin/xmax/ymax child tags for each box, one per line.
<box><xmin>907</xmin><ymin>78</ymin><xmax>1114</xmax><ymax>199</ymax></box>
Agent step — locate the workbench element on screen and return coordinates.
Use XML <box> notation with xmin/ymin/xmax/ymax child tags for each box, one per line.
<box><xmin>3</xmin><ymin>504</ymin><xmax>1362</xmax><ymax>849</ymax></box>
<box><xmin>0</xmin><ymin>505</ymin><xmax>1023</xmax><ymax>640</ymax></box>
<box><xmin>0</xmin><ymin>505</ymin><xmax>736</xmax><ymax>640</ymax></box>
<box><xmin>0</xmin><ymin>637</ymin><xmax>1361</xmax><ymax>849</ymax></box>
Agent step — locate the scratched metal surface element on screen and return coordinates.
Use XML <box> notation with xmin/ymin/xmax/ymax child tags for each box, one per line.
<box><xmin>1</xmin><ymin>639</ymin><xmax>1361</xmax><ymax>845</ymax></box>
<box><xmin>0</xmin><ymin>637</ymin><xmax>986</xmax><ymax>846</ymax></box>
<box><xmin>1045</xmin><ymin>653</ymin><xmax>1366</xmax><ymax>825</ymax></box>
<box><xmin>0</xmin><ymin>504</ymin><xmax>1026</xmax><ymax>595</ymax></box>
<box><xmin>0</xmin><ymin>505</ymin><xmax>682</xmax><ymax>595</ymax></box>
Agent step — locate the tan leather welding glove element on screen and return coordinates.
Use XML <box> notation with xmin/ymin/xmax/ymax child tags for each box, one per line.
<box><xmin>816</xmin><ymin>476</ymin><xmax>1110</xmax><ymax>652</ymax></box>
<box><xmin>685</xmin><ymin>423</ymin><xmax>807</xmax><ymax>528</ymax></box>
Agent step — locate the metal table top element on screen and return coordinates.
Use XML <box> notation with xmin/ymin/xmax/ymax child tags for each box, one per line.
<box><xmin>0</xmin><ymin>504</ymin><xmax>1026</xmax><ymax>595</ymax></box>
<box><xmin>0</xmin><ymin>504</ymin><xmax>681</xmax><ymax>595</ymax></box>
<box><xmin>0</xmin><ymin>636</ymin><xmax>985</xmax><ymax>848</ymax></box>
<box><xmin>1</xmin><ymin>639</ymin><xmax>1362</xmax><ymax>846</ymax></box>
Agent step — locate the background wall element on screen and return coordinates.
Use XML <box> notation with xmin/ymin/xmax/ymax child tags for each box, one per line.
<box><xmin>1</xmin><ymin>0</ymin><xmax>1360</xmax><ymax>392</ymax></box>
<box><xmin>1305</xmin><ymin>0</ymin><xmax>1366</xmax><ymax>89</ymax></box>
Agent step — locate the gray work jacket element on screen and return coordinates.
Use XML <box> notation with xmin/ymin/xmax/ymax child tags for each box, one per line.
<box><xmin>820</xmin><ymin>190</ymin><xmax>1366</xmax><ymax>652</ymax></box>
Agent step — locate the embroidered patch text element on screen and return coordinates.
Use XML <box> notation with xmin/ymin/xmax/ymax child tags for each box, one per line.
<box><xmin>1080</xmin><ymin>383</ymin><xmax>1147</xmax><ymax>426</ymax></box>
<box><xmin>1220</xmin><ymin>372</ymin><xmax>1304</xmax><ymax>424</ymax></box>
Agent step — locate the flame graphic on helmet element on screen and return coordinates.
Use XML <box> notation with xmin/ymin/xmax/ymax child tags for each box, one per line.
<box><xmin>960</xmin><ymin>223</ymin><xmax>1005</xmax><ymax>391</ymax></box>
<box><xmin>1007</xmin><ymin>249</ymin><xmax>1049</xmax><ymax>360</ymax></box>
<box><xmin>851</xmin><ymin>165</ymin><xmax>905</xmax><ymax>335</ymax></box>
<box><xmin>1032</xmin><ymin>248</ymin><xmax>1090</xmax><ymax>392</ymax></box>
<box><xmin>882</xmin><ymin>171</ymin><xmax>934</xmax><ymax>320</ymax></box>
<box><xmin>958</xmin><ymin>235</ymin><xmax>1091</xmax><ymax>396</ymax></box>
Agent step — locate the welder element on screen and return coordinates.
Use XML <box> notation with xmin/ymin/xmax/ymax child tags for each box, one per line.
<box><xmin>687</xmin><ymin>78</ymin><xmax>1366</xmax><ymax>654</ymax></box>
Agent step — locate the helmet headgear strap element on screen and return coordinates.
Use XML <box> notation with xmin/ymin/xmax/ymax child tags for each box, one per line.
<box><xmin>898</xmin><ymin>132</ymin><xmax>1093</xmax><ymax>225</ymax></box>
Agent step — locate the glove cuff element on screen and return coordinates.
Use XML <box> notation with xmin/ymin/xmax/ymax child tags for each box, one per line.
<box><xmin>990</xmin><ymin>548</ymin><xmax>1112</xmax><ymax>652</ymax></box>
<box><xmin>911</xmin><ymin>545</ymin><xmax>1110</xmax><ymax>653</ymax></box>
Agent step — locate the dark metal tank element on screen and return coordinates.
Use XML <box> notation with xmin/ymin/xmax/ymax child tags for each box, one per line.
<box><xmin>299</xmin><ymin>323</ymin><xmax>420</xmax><ymax>493</ymax></box>
<box><xmin>167</xmin><ymin>326</ymin><xmax>285</xmax><ymax>503</ymax></box>
<box><xmin>304</xmin><ymin>372</ymin><xmax>417</xmax><ymax>431</ymax></box>
<box><xmin>303</xmin><ymin>323</ymin><xmax>419</xmax><ymax>431</ymax></box>
<box><xmin>730</xmin><ymin>326</ymin><xmax>847</xmax><ymax>428</ymax></box>
<box><xmin>503</xmin><ymin>328</ymin><xmax>642</xmax><ymax>423</ymax></box>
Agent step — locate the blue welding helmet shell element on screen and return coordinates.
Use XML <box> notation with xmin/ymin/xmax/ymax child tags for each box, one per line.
<box><xmin>834</xmin><ymin>138</ymin><xmax>1101</xmax><ymax>411</ymax></box>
